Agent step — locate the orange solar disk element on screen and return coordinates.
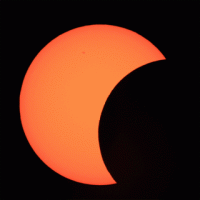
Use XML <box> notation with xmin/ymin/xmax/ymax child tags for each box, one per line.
<box><xmin>19</xmin><ymin>24</ymin><xmax>165</xmax><ymax>185</ymax></box>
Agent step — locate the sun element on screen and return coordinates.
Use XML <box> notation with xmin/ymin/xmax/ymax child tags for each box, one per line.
<box><xmin>19</xmin><ymin>24</ymin><xmax>165</xmax><ymax>185</ymax></box>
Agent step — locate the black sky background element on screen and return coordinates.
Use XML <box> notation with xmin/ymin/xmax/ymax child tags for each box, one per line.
<box><xmin>1</xmin><ymin>0</ymin><xmax>199</xmax><ymax>199</ymax></box>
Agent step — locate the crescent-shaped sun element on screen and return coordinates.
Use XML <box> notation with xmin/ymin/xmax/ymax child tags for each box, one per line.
<box><xmin>19</xmin><ymin>24</ymin><xmax>165</xmax><ymax>185</ymax></box>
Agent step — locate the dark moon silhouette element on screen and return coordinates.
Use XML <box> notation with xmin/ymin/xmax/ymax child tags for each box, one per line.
<box><xmin>99</xmin><ymin>60</ymin><xmax>177</xmax><ymax>198</ymax></box>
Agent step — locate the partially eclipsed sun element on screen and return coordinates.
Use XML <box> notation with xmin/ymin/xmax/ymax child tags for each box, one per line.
<box><xmin>19</xmin><ymin>24</ymin><xmax>165</xmax><ymax>185</ymax></box>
